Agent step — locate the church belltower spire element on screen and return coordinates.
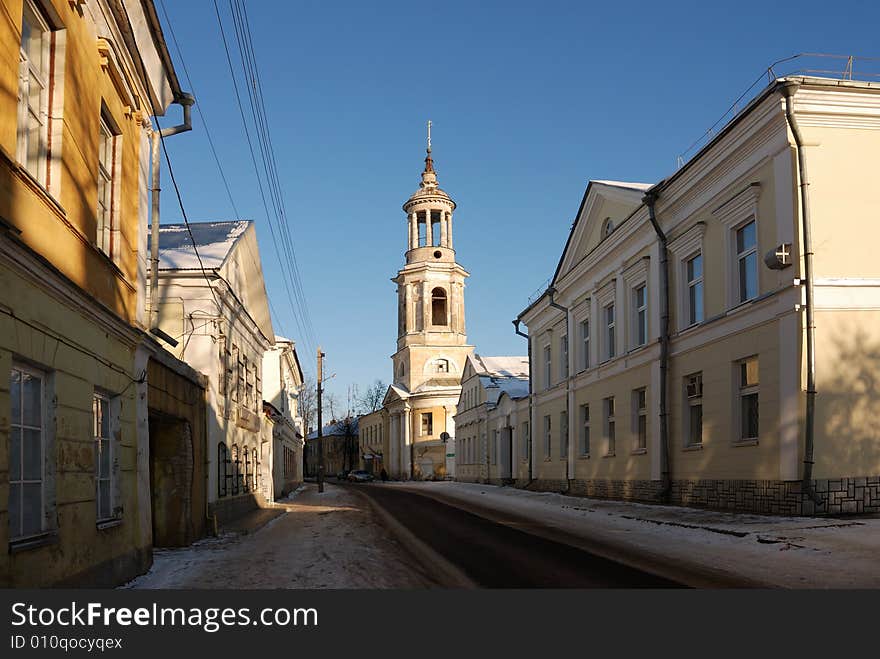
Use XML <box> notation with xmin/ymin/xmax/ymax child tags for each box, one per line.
<box><xmin>384</xmin><ymin>123</ymin><xmax>473</xmax><ymax>481</ymax></box>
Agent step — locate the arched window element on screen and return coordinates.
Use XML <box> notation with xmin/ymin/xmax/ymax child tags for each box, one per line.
<box><xmin>431</xmin><ymin>287</ymin><xmax>447</xmax><ymax>326</ymax></box>
<box><xmin>243</xmin><ymin>449</ymin><xmax>251</xmax><ymax>493</ymax></box>
<box><xmin>435</xmin><ymin>359</ymin><xmax>449</xmax><ymax>373</ymax></box>
<box><xmin>602</xmin><ymin>217</ymin><xmax>614</xmax><ymax>239</ymax></box>
<box><xmin>218</xmin><ymin>443</ymin><xmax>228</xmax><ymax>498</ymax></box>
<box><xmin>398</xmin><ymin>362</ymin><xmax>405</xmax><ymax>379</ymax></box>
<box><xmin>253</xmin><ymin>448</ymin><xmax>258</xmax><ymax>491</ymax></box>
<box><xmin>232</xmin><ymin>445</ymin><xmax>241</xmax><ymax>495</ymax></box>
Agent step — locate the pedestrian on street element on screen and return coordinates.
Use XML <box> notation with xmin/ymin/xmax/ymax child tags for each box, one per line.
<box><xmin>380</xmin><ymin>468</ymin><xmax>388</xmax><ymax>482</ymax></box>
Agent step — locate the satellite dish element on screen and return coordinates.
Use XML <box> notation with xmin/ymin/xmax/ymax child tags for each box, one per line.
<box><xmin>440</xmin><ymin>432</ymin><xmax>450</xmax><ymax>442</ymax></box>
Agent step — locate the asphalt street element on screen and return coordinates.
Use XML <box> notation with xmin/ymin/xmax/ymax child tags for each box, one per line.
<box><xmin>356</xmin><ymin>484</ymin><xmax>683</xmax><ymax>588</ymax></box>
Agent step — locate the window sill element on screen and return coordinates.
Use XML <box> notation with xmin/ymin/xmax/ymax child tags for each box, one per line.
<box><xmin>603</xmin><ymin>452</ymin><xmax>616</xmax><ymax>458</ymax></box>
<box><xmin>9</xmin><ymin>530</ymin><xmax>59</xmax><ymax>554</ymax></box>
<box><xmin>630</xmin><ymin>448</ymin><xmax>647</xmax><ymax>455</ymax></box>
<box><xmin>578</xmin><ymin>454</ymin><xmax>591</xmax><ymax>460</ymax></box>
<box><xmin>97</xmin><ymin>518</ymin><xmax>123</xmax><ymax>531</ymax></box>
<box><xmin>682</xmin><ymin>443</ymin><xmax>703</xmax><ymax>452</ymax></box>
<box><xmin>732</xmin><ymin>439</ymin><xmax>759</xmax><ymax>447</ymax></box>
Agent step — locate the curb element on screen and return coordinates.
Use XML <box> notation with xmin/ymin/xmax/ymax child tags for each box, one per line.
<box><xmin>349</xmin><ymin>487</ymin><xmax>476</xmax><ymax>589</ymax></box>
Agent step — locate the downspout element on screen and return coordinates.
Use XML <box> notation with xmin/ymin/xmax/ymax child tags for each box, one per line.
<box><xmin>781</xmin><ymin>81</ymin><xmax>823</xmax><ymax>508</ymax></box>
<box><xmin>149</xmin><ymin>93</ymin><xmax>196</xmax><ymax>335</ymax></box>
<box><xmin>643</xmin><ymin>192</ymin><xmax>672</xmax><ymax>502</ymax></box>
<box><xmin>513</xmin><ymin>319</ymin><xmax>533</xmax><ymax>483</ymax></box>
<box><xmin>547</xmin><ymin>287</ymin><xmax>571</xmax><ymax>493</ymax></box>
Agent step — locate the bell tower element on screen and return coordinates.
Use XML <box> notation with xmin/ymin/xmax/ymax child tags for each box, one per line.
<box><xmin>392</xmin><ymin>122</ymin><xmax>472</xmax><ymax>393</ymax></box>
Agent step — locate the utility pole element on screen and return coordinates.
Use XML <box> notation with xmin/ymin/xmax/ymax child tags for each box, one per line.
<box><xmin>317</xmin><ymin>347</ymin><xmax>325</xmax><ymax>494</ymax></box>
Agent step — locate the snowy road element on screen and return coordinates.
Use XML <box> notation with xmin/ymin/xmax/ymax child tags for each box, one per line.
<box><xmin>123</xmin><ymin>484</ymin><xmax>435</xmax><ymax>589</ymax></box>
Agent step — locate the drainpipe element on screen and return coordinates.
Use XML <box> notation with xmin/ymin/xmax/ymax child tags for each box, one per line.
<box><xmin>513</xmin><ymin>319</ymin><xmax>533</xmax><ymax>483</ymax></box>
<box><xmin>642</xmin><ymin>192</ymin><xmax>672</xmax><ymax>502</ymax></box>
<box><xmin>149</xmin><ymin>93</ymin><xmax>195</xmax><ymax>335</ymax></box>
<box><xmin>547</xmin><ymin>286</ymin><xmax>571</xmax><ymax>493</ymax></box>
<box><xmin>781</xmin><ymin>82</ymin><xmax>823</xmax><ymax>508</ymax></box>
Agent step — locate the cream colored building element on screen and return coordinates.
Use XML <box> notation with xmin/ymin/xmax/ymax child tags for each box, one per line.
<box><xmin>454</xmin><ymin>355</ymin><xmax>529</xmax><ymax>484</ymax></box>
<box><xmin>519</xmin><ymin>75</ymin><xmax>880</xmax><ymax>515</ymax></box>
<box><xmin>151</xmin><ymin>220</ymin><xmax>275</xmax><ymax>523</ymax></box>
<box><xmin>262</xmin><ymin>336</ymin><xmax>304</xmax><ymax>499</ymax></box>
<box><xmin>377</xmin><ymin>136</ymin><xmax>474</xmax><ymax>480</ymax></box>
<box><xmin>358</xmin><ymin>408</ymin><xmax>388</xmax><ymax>475</ymax></box>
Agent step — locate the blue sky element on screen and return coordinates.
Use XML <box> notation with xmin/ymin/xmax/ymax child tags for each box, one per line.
<box><xmin>156</xmin><ymin>0</ymin><xmax>880</xmax><ymax>407</ymax></box>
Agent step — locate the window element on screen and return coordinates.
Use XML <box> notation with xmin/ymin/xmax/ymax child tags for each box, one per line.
<box><xmin>521</xmin><ymin>421</ymin><xmax>529</xmax><ymax>460</ymax></box>
<box><xmin>18</xmin><ymin>0</ymin><xmax>51</xmax><ymax>184</ymax></box>
<box><xmin>633</xmin><ymin>388</ymin><xmax>647</xmax><ymax>450</ymax></box>
<box><xmin>9</xmin><ymin>364</ymin><xmax>45</xmax><ymax>539</ymax></box>
<box><xmin>604</xmin><ymin>397</ymin><xmax>615</xmax><ymax>456</ymax></box>
<box><xmin>685</xmin><ymin>373</ymin><xmax>703</xmax><ymax>446</ymax></box>
<box><xmin>543</xmin><ymin>414</ymin><xmax>551</xmax><ymax>459</ymax></box>
<box><xmin>559</xmin><ymin>411</ymin><xmax>568</xmax><ymax>461</ymax></box>
<box><xmin>579</xmin><ymin>318</ymin><xmax>590</xmax><ymax>371</ymax></box>
<box><xmin>435</xmin><ymin>359</ymin><xmax>449</xmax><ymax>373</ymax></box>
<box><xmin>736</xmin><ymin>221</ymin><xmax>758</xmax><ymax>303</ymax></box>
<box><xmin>243</xmin><ymin>449</ymin><xmax>251</xmax><ymax>493</ymax></box>
<box><xmin>418</xmin><ymin>212</ymin><xmax>427</xmax><ymax>246</ymax></box>
<box><xmin>93</xmin><ymin>392</ymin><xmax>118</xmax><ymax>522</ymax></box>
<box><xmin>421</xmin><ymin>412</ymin><xmax>433</xmax><ymax>437</ymax></box>
<box><xmin>738</xmin><ymin>356</ymin><xmax>759</xmax><ymax>441</ymax></box>
<box><xmin>431</xmin><ymin>288</ymin><xmax>447</xmax><ymax>326</ymax></box>
<box><xmin>543</xmin><ymin>344</ymin><xmax>551</xmax><ymax>390</ymax></box>
<box><xmin>252</xmin><ymin>448</ymin><xmax>258</xmax><ymax>491</ymax></box>
<box><xmin>560</xmin><ymin>334</ymin><xmax>569</xmax><ymax>379</ymax></box>
<box><xmin>218</xmin><ymin>443</ymin><xmax>228</xmax><ymax>498</ymax></box>
<box><xmin>686</xmin><ymin>254</ymin><xmax>704</xmax><ymax>325</ymax></box>
<box><xmin>232</xmin><ymin>445</ymin><xmax>241</xmax><ymax>495</ymax></box>
<box><xmin>579</xmin><ymin>404</ymin><xmax>590</xmax><ymax>456</ymax></box>
<box><xmin>602</xmin><ymin>218</ymin><xmax>614</xmax><ymax>239</ymax></box>
<box><xmin>97</xmin><ymin>113</ymin><xmax>119</xmax><ymax>258</ymax></box>
<box><xmin>633</xmin><ymin>284</ymin><xmax>647</xmax><ymax>347</ymax></box>
<box><xmin>604</xmin><ymin>304</ymin><xmax>616</xmax><ymax>360</ymax></box>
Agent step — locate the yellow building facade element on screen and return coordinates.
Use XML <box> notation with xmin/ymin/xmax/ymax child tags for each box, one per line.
<box><xmin>519</xmin><ymin>75</ymin><xmax>880</xmax><ymax>515</ymax></box>
<box><xmin>0</xmin><ymin>0</ymin><xmax>189</xmax><ymax>585</ymax></box>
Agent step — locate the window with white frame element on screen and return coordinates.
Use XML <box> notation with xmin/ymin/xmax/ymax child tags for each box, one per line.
<box><xmin>604</xmin><ymin>303</ymin><xmax>615</xmax><ymax>361</ymax></box>
<box><xmin>543</xmin><ymin>344</ymin><xmax>551</xmax><ymax>390</ymax></box>
<box><xmin>736</xmin><ymin>221</ymin><xmax>758</xmax><ymax>303</ymax></box>
<box><xmin>579</xmin><ymin>318</ymin><xmax>590</xmax><ymax>371</ymax></box>
<box><xmin>9</xmin><ymin>364</ymin><xmax>46</xmax><ymax>539</ymax></box>
<box><xmin>560</xmin><ymin>334</ymin><xmax>568</xmax><ymax>380</ymax></box>
<box><xmin>421</xmin><ymin>412</ymin><xmax>433</xmax><ymax>436</ymax></box>
<box><xmin>93</xmin><ymin>392</ymin><xmax>119</xmax><ymax>522</ymax></box>
<box><xmin>604</xmin><ymin>396</ymin><xmax>615</xmax><ymax>456</ymax></box>
<box><xmin>633</xmin><ymin>388</ymin><xmax>647</xmax><ymax>451</ymax></box>
<box><xmin>97</xmin><ymin>112</ymin><xmax>119</xmax><ymax>259</ymax></box>
<box><xmin>559</xmin><ymin>410</ymin><xmax>568</xmax><ymax>461</ymax></box>
<box><xmin>633</xmin><ymin>284</ymin><xmax>647</xmax><ymax>348</ymax></box>
<box><xmin>579</xmin><ymin>404</ymin><xmax>590</xmax><ymax>456</ymax></box>
<box><xmin>602</xmin><ymin>218</ymin><xmax>614</xmax><ymax>239</ymax></box>
<box><xmin>543</xmin><ymin>414</ymin><xmax>551</xmax><ymax>459</ymax></box>
<box><xmin>685</xmin><ymin>372</ymin><xmax>703</xmax><ymax>446</ymax></box>
<box><xmin>738</xmin><ymin>356</ymin><xmax>759</xmax><ymax>441</ymax></box>
<box><xmin>18</xmin><ymin>0</ymin><xmax>52</xmax><ymax>184</ymax></box>
<box><xmin>686</xmin><ymin>253</ymin><xmax>704</xmax><ymax>326</ymax></box>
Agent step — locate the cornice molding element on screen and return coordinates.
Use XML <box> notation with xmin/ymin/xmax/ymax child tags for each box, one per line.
<box><xmin>712</xmin><ymin>182</ymin><xmax>761</xmax><ymax>228</ymax></box>
<box><xmin>667</xmin><ymin>221</ymin><xmax>706</xmax><ymax>258</ymax></box>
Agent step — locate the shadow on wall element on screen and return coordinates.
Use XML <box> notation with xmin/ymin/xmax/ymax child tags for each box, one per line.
<box><xmin>819</xmin><ymin>327</ymin><xmax>880</xmax><ymax>477</ymax></box>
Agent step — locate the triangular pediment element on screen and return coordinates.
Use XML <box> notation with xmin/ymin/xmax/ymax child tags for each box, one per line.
<box><xmin>382</xmin><ymin>383</ymin><xmax>410</xmax><ymax>407</ymax></box>
<box><xmin>554</xmin><ymin>180</ymin><xmax>652</xmax><ymax>284</ymax></box>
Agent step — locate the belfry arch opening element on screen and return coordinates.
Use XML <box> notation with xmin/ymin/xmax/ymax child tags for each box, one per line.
<box><xmin>431</xmin><ymin>287</ymin><xmax>448</xmax><ymax>326</ymax></box>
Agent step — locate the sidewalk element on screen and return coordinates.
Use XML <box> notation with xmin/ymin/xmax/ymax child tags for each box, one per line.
<box><xmin>123</xmin><ymin>483</ymin><xmax>434</xmax><ymax>589</ymax></box>
<box><xmin>389</xmin><ymin>481</ymin><xmax>880</xmax><ymax>588</ymax></box>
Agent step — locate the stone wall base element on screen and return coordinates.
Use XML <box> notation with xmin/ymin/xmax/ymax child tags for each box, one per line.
<box><xmin>208</xmin><ymin>492</ymin><xmax>266</xmax><ymax>527</ymax></box>
<box><xmin>500</xmin><ymin>476</ymin><xmax>880</xmax><ymax>516</ymax></box>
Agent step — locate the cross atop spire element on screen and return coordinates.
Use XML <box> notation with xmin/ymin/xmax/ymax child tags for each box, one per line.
<box><xmin>427</xmin><ymin>119</ymin><xmax>432</xmax><ymax>153</ymax></box>
<box><xmin>423</xmin><ymin>119</ymin><xmax>435</xmax><ymax>177</ymax></box>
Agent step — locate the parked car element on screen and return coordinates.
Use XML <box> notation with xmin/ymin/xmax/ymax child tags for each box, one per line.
<box><xmin>347</xmin><ymin>470</ymin><xmax>374</xmax><ymax>483</ymax></box>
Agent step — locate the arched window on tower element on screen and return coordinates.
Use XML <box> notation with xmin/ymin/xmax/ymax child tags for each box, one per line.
<box><xmin>435</xmin><ymin>359</ymin><xmax>449</xmax><ymax>373</ymax></box>
<box><xmin>432</xmin><ymin>287</ymin><xmax>448</xmax><ymax>326</ymax></box>
<box><xmin>398</xmin><ymin>362</ymin><xmax>406</xmax><ymax>380</ymax></box>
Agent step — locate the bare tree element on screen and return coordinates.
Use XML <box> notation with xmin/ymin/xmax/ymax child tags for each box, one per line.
<box><xmin>325</xmin><ymin>391</ymin><xmax>341</xmax><ymax>422</ymax></box>
<box><xmin>358</xmin><ymin>379</ymin><xmax>387</xmax><ymax>414</ymax></box>
<box><xmin>299</xmin><ymin>375</ymin><xmax>317</xmax><ymax>435</ymax></box>
<box><xmin>335</xmin><ymin>415</ymin><xmax>360</xmax><ymax>473</ymax></box>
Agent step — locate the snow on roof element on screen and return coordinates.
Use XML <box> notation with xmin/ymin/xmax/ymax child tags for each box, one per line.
<box><xmin>150</xmin><ymin>220</ymin><xmax>251</xmax><ymax>270</ymax></box>
<box><xmin>306</xmin><ymin>416</ymin><xmax>359</xmax><ymax>440</ymax></box>
<box><xmin>591</xmin><ymin>180</ymin><xmax>654</xmax><ymax>191</ymax></box>
<box><xmin>472</xmin><ymin>355</ymin><xmax>529</xmax><ymax>378</ymax></box>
